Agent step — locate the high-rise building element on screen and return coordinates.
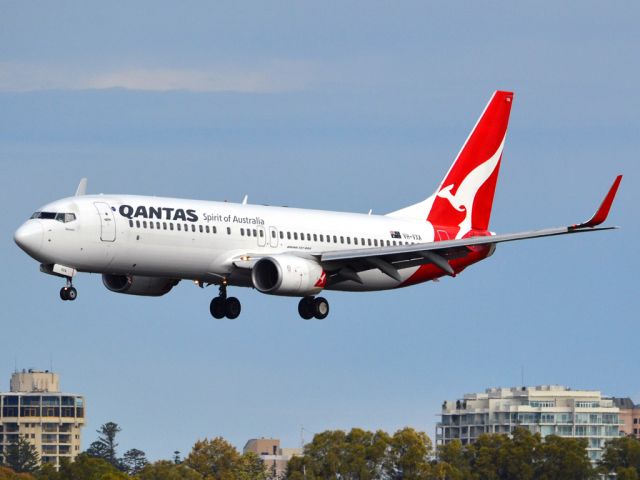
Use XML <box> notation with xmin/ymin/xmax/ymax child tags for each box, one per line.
<box><xmin>612</xmin><ymin>397</ymin><xmax>640</xmax><ymax>439</ymax></box>
<box><xmin>436</xmin><ymin>385</ymin><xmax>621</xmax><ymax>462</ymax></box>
<box><xmin>0</xmin><ymin>370</ymin><xmax>85</xmax><ymax>469</ymax></box>
<box><xmin>243</xmin><ymin>438</ymin><xmax>301</xmax><ymax>478</ymax></box>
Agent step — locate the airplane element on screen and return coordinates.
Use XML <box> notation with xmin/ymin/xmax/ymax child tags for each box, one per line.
<box><xmin>14</xmin><ymin>91</ymin><xmax>622</xmax><ymax>320</ymax></box>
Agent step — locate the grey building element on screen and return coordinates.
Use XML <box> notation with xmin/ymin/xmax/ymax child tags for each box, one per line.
<box><xmin>436</xmin><ymin>385</ymin><xmax>621</xmax><ymax>462</ymax></box>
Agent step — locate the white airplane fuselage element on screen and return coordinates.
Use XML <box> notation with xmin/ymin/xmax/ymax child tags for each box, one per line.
<box><xmin>17</xmin><ymin>194</ymin><xmax>482</xmax><ymax>293</ymax></box>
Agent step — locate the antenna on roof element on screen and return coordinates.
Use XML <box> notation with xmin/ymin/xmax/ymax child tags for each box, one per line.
<box><xmin>75</xmin><ymin>178</ymin><xmax>88</xmax><ymax>196</ymax></box>
<box><xmin>242</xmin><ymin>195</ymin><xmax>248</xmax><ymax>205</ymax></box>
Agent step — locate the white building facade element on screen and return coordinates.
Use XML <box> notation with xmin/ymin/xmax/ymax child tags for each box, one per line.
<box><xmin>436</xmin><ymin>385</ymin><xmax>621</xmax><ymax>462</ymax></box>
<box><xmin>0</xmin><ymin>370</ymin><xmax>85</xmax><ymax>468</ymax></box>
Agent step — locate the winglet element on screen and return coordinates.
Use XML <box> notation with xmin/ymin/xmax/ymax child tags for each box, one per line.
<box><xmin>570</xmin><ymin>175</ymin><xmax>622</xmax><ymax>230</ymax></box>
<box><xmin>75</xmin><ymin>178</ymin><xmax>88</xmax><ymax>196</ymax></box>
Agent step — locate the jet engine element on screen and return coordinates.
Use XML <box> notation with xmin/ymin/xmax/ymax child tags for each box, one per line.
<box><xmin>251</xmin><ymin>255</ymin><xmax>325</xmax><ymax>296</ymax></box>
<box><xmin>102</xmin><ymin>274</ymin><xmax>178</xmax><ymax>297</ymax></box>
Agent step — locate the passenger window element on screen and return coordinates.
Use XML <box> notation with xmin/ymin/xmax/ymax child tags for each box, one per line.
<box><xmin>260</xmin><ymin>230</ymin><xmax>264</xmax><ymax>237</ymax></box>
<box><xmin>340</xmin><ymin>236</ymin><xmax>344</xmax><ymax>244</ymax></box>
<box><xmin>149</xmin><ymin>222</ymin><xmax>154</xmax><ymax>229</ymax></box>
<box><xmin>368</xmin><ymin>239</ymin><xmax>372</xmax><ymax>246</ymax></box>
<box><xmin>393</xmin><ymin>241</ymin><xmax>397</xmax><ymax>246</ymax></box>
<box><xmin>361</xmin><ymin>238</ymin><xmax>365</xmax><ymax>245</ymax></box>
<box><xmin>170</xmin><ymin>223</ymin><xmax>174</xmax><ymax>231</ymax></box>
<box><xmin>307</xmin><ymin>233</ymin><xmax>311</xmax><ymax>241</ymax></box>
<box><xmin>191</xmin><ymin>225</ymin><xmax>195</xmax><ymax>232</ymax></box>
<box><xmin>313</xmin><ymin>234</ymin><xmax>317</xmax><ymax>241</ymax></box>
<box><xmin>240</xmin><ymin>228</ymin><xmax>245</xmax><ymax>236</ymax></box>
<box><xmin>294</xmin><ymin>232</ymin><xmax>298</xmax><ymax>240</ymax></box>
<box><xmin>253</xmin><ymin>229</ymin><xmax>257</xmax><ymax>237</ymax></box>
<box><xmin>227</xmin><ymin>227</ymin><xmax>231</xmax><ymax>235</ymax></box>
<box><xmin>163</xmin><ymin>222</ymin><xmax>167</xmax><ymax>230</ymax></box>
<box><xmin>206</xmin><ymin>226</ymin><xmax>210</xmax><ymax>233</ymax></box>
<box><xmin>272</xmin><ymin>230</ymin><xmax>276</xmax><ymax>238</ymax></box>
<box><xmin>374</xmin><ymin>239</ymin><xmax>378</xmax><ymax>246</ymax></box>
<box><xmin>287</xmin><ymin>232</ymin><xmax>291</xmax><ymax>240</ymax></box>
<box><xmin>199</xmin><ymin>225</ymin><xmax>203</xmax><ymax>233</ymax></box>
<box><xmin>320</xmin><ymin>234</ymin><xmax>324</xmax><ymax>242</ymax></box>
<box><xmin>386</xmin><ymin>240</ymin><xmax>390</xmax><ymax>246</ymax></box>
<box><xmin>177</xmin><ymin>224</ymin><xmax>181</xmax><ymax>231</ymax></box>
<box><xmin>347</xmin><ymin>237</ymin><xmax>351</xmax><ymax>244</ymax></box>
<box><xmin>129</xmin><ymin>220</ymin><xmax>133</xmax><ymax>228</ymax></box>
<box><xmin>213</xmin><ymin>226</ymin><xmax>217</xmax><ymax>234</ymax></box>
<box><xmin>333</xmin><ymin>235</ymin><xmax>337</xmax><ymax>243</ymax></box>
<box><xmin>143</xmin><ymin>221</ymin><xmax>147</xmax><ymax>228</ymax></box>
<box><xmin>279</xmin><ymin>231</ymin><xmax>284</xmax><ymax>239</ymax></box>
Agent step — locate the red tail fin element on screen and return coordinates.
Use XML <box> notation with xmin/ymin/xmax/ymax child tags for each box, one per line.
<box><xmin>428</xmin><ymin>91</ymin><xmax>513</xmax><ymax>238</ymax></box>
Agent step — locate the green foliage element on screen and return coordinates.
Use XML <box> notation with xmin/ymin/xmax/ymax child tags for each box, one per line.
<box><xmin>86</xmin><ymin>422</ymin><xmax>122</xmax><ymax>469</ymax></box>
<box><xmin>0</xmin><ymin>465</ymin><xmax>36</xmax><ymax>480</ymax></box>
<box><xmin>600</xmin><ymin>436</ymin><xmax>640</xmax><ymax>478</ymax></box>
<box><xmin>184</xmin><ymin>437</ymin><xmax>241</xmax><ymax>480</ymax></box>
<box><xmin>34</xmin><ymin>454</ymin><xmax>127</xmax><ymax>480</ymax></box>
<box><xmin>138</xmin><ymin>460</ymin><xmax>203</xmax><ymax>480</ymax></box>
<box><xmin>121</xmin><ymin>449</ymin><xmax>149</xmax><ymax>475</ymax></box>
<box><xmin>286</xmin><ymin>427</ymin><xmax>430</xmax><ymax>480</ymax></box>
<box><xmin>5</xmin><ymin>436</ymin><xmax>40</xmax><ymax>474</ymax></box>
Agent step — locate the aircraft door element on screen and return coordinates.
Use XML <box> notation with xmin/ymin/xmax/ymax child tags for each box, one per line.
<box><xmin>94</xmin><ymin>202</ymin><xmax>116</xmax><ymax>242</ymax></box>
<box><xmin>268</xmin><ymin>226</ymin><xmax>278</xmax><ymax>247</ymax></box>
<box><xmin>257</xmin><ymin>226</ymin><xmax>266</xmax><ymax>247</ymax></box>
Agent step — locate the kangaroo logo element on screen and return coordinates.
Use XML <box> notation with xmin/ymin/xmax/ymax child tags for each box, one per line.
<box><xmin>436</xmin><ymin>138</ymin><xmax>505</xmax><ymax>239</ymax></box>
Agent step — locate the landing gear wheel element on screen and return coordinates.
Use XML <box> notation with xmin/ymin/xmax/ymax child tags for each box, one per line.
<box><xmin>59</xmin><ymin>286</ymin><xmax>77</xmax><ymax>301</ymax></box>
<box><xmin>298</xmin><ymin>297</ymin><xmax>315</xmax><ymax>320</ymax></box>
<box><xmin>224</xmin><ymin>297</ymin><xmax>241</xmax><ymax>319</ymax></box>
<box><xmin>66</xmin><ymin>287</ymin><xmax>77</xmax><ymax>301</ymax></box>
<box><xmin>313</xmin><ymin>297</ymin><xmax>329</xmax><ymax>319</ymax></box>
<box><xmin>210</xmin><ymin>297</ymin><xmax>226</xmax><ymax>319</ymax></box>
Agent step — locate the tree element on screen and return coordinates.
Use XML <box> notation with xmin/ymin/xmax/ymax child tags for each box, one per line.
<box><xmin>535</xmin><ymin>435</ymin><xmax>594</xmax><ymax>480</ymax></box>
<box><xmin>85</xmin><ymin>422</ymin><xmax>122</xmax><ymax>469</ymax></box>
<box><xmin>0</xmin><ymin>465</ymin><xmax>36</xmax><ymax>480</ymax></box>
<box><xmin>5</xmin><ymin>436</ymin><xmax>40</xmax><ymax>474</ymax></box>
<box><xmin>48</xmin><ymin>454</ymin><xmax>128</xmax><ymax>480</ymax></box>
<box><xmin>237</xmin><ymin>452</ymin><xmax>266</xmax><ymax>480</ymax></box>
<box><xmin>138</xmin><ymin>460</ymin><xmax>203</xmax><ymax>480</ymax></box>
<box><xmin>384</xmin><ymin>427</ymin><xmax>432</xmax><ymax>480</ymax></box>
<box><xmin>185</xmin><ymin>437</ymin><xmax>241</xmax><ymax>480</ymax></box>
<box><xmin>600</xmin><ymin>436</ymin><xmax>640</xmax><ymax>478</ymax></box>
<box><xmin>122</xmin><ymin>448</ymin><xmax>149</xmax><ymax>475</ymax></box>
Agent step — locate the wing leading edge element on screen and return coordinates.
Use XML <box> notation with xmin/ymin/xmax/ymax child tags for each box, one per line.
<box><xmin>320</xmin><ymin>176</ymin><xmax>623</xmax><ymax>282</ymax></box>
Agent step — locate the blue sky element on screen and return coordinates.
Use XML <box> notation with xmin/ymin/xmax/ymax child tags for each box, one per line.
<box><xmin>1</xmin><ymin>1</ymin><xmax>638</xmax><ymax>461</ymax></box>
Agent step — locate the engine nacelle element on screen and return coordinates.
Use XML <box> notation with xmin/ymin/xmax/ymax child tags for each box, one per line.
<box><xmin>102</xmin><ymin>274</ymin><xmax>178</xmax><ymax>297</ymax></box>
<box><xmin>251</xmin><ymin>255</ymin><xmax>325</xmax><ymax>296</ymax></box>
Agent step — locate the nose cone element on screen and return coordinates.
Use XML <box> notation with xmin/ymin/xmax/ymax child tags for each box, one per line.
<box><xmin>14</xmin><ymin>221</ymin><xmax>44</xmax><ymax>258</ymax></box>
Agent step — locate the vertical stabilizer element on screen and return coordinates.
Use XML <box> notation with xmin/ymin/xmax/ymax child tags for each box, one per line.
<box><xmin>387</xmin><ymin>91</ymin><xmax>513</xmax><ymax>239</ymax></box>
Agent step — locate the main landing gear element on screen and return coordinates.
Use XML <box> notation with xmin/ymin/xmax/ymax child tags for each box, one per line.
<box><xmin>209</xmin><ymin>282</ymin><xmax>241</xmax><ymax>320</ymax></box>
<box><xmin>59</xmin><ymin>278</ymin><xmax>77</xmax><ymax>301</ymax></box>
<box><xmin>298</xmin><ymin>296</ymin><xmax>329</xmax><ymax>320</ymax></box>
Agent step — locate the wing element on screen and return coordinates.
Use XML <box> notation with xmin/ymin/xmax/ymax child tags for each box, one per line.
<box><xmin>319</xmin><ymin>175</ymin><xmax>623</xmax><ymax>283</ymax></box>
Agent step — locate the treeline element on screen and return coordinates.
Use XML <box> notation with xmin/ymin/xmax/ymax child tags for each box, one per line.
<box><xmin>1</xmin><ymin>423</ymin><xmax>640</xmax><ymax>479</ymax></box>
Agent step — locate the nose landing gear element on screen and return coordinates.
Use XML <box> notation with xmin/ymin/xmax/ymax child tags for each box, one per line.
<box><xmin>209</xmin><ymin>282</ymin><xmax>241</xmax><ymax>319</ymax></box>
<box><xmin>59</xmin><ymin>278</ymin><xmax>77</xmax><ymax>301</ymax></box>
<box><xmin>298</xmin><ymin>296</ymin><xmax>329</xmax><ymax>320</ymax></box>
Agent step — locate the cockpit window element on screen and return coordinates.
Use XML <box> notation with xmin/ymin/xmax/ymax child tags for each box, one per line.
<box><xmin>31</xmin><ymin>212</ymin><xmax>76</xmax><ymax>223</ymax></box>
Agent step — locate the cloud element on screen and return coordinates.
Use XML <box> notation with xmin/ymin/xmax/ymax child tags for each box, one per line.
<box><xmin>0</xmin><ymin>63</ymin><xmax>314</xmax><ymax>93</ymax></box>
